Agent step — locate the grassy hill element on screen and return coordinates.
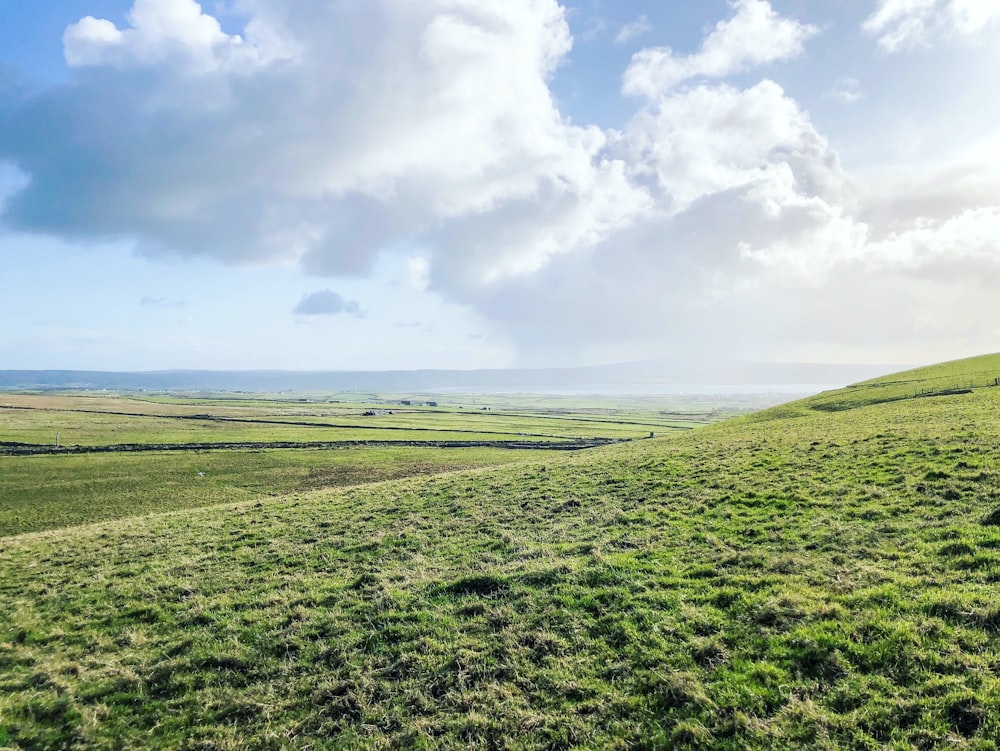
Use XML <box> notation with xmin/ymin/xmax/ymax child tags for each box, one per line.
<box><xmin>3</xmin><ymin>355</ymin><xmax>1000</xmax><ymax>749</ymax></box>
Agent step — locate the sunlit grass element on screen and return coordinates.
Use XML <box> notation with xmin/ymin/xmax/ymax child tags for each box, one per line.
<box><xmin>0</xmin><ymin>447</ymin><xmax>555</xmax><ymax>537</ymax></box>
<box><xmin>2</xmin><ymin>354</ymin><xmax>1000</xmax><ymax>748</ymax></box>
<box><xmin>0</xmin><ymin>393</ymin><xmax>700</xmax><ymax>447</ymax></box>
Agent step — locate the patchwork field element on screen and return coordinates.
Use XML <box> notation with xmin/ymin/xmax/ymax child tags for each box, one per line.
<box><xmin>0</xmin><ymin>392</ymin><xmax>710</xmax><ymax>449</ymax></box>
<box><xmin>2</xmin><ymin>359</ymin><xmax>999</xmax><ymax>749</ymax></box>
<box><xmin>0</xmin><ymin>391</ymin><xmax>731</xmax><ymax>537</ymax></box>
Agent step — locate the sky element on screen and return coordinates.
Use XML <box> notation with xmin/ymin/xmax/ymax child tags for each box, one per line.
<box><xmin>1</xmin><ymin>0</ymin><xmax>999</xmax><ymax>371</ymax></box>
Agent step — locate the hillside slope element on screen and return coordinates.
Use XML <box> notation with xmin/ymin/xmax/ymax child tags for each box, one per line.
<box><xmin>2</xmin><ymin>355</ymin><xmax>1000</xmax><ymax>749</ymax></box>
<box><xmin>797</xmin><ymin>352</ymin><xmax>1000</xmax><ymax>413</ymax></box>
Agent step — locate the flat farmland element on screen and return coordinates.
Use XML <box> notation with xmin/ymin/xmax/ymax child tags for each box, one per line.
<box><xmin>0</xmin><ymin>393</ymin><xmax>703</xmax><ymax>448</ymax></box>
<box><xmin>0</xmin><ymin>446</ymin><xmax>556</xmax><ymax>537</ymax></box>
<box><xmin>0</xmin><ymin>390</ymin><xmax>731</xmax><ymax>537</ymax></box>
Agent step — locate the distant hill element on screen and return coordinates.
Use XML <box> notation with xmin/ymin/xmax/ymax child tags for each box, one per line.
<box><xmin>0</xmin><ymin>359</ymin><xmax>895</xmax><ymax>393</ymax></box>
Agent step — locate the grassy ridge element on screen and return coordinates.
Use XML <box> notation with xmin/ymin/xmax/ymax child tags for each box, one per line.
<box><xmin>2</xmin><ymin>357</ymin><xmax>1000</xmax><ymax>748</ymax></box>
<box><xmin>794</xmin><ymin>353</ymin><xmax>1000</xmax><ymax>413</ymax></box>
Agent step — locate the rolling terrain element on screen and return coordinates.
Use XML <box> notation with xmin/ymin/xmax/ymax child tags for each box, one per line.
<box><xmin>2</xmin><ymin>355</ymin><xmax>1000</xmax><ymax>749</ymax></box>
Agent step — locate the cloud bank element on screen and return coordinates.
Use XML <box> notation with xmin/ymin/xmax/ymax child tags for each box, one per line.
<box><xmin>1</xmin><ymin>0</ymin><xmax>999</xmax><ymax>363</ymax></box>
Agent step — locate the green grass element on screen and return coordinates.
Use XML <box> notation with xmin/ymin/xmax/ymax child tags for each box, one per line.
<box><xmin>0</xmin><ymin>391</ymin><xmax>714</xmax><ymax>537</ymax></box>
<box><xmin>0</xmin><ymin>447</ymin><xmax>555</xmax><ymax>537</ymax></box>
<box><xmin>0</xmin><ymin>393</ymin><xmax>700</xmax><ymax>447</ymax></box>
<box><xmin>791</xmin><ymin>352</ymin><xmax>1000</xmax><ymax>413</ymax></box>
<box><xmin>2</xmin><ymin>355</ymin><xmax>1000</xmax><ymax>748</ymax></box>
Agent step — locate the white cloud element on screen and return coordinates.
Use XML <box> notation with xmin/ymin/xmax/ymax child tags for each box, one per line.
<box><xmin>868</xmin><ymin>206</ymin><xmax>1000</xmax><ymax>274</ymax></box>
<box><xmin>420</xmin><ymin>67</ymin><xmax>871</xmax><ymax>360</ymax></box>
<box><xmin>614</xmin><ymin>80</ymin><xmax>847</xmax><ymax>212</ymax></box>
<box><xmin>431</xmin><ymin>156</ymin><xmax>651</xmax><ymax>289</ymax></box>
<box><xmin>950</xmin><ymin>0</ymin><xmax>1000</xmax><ymax>34</ymax></box>
<box><xmin>614</xmin><ymin>15</ymin><xmax>651</xmax><ymax>46</ymax></box>
<box><xmin>855</xmin><ymin>141</ymin><xmax>1000</xmax><ymax>231</ymax></box>
<box><xmin>622</xmin><ymin>0</ymin><xmax>818</xmax><ymax>98</ymax></box>
<box><xmin>62</xmin><ymin>17</ymin><xmax>124</xmax><ymax>67</ymax></box>
<box><xmin>406</xmin><ymin>256</ymin><xmax>431</xmax><ymax>291</ymax></box>
<box><xmin>736</xmin><ymin>166</ymin><xmax>869</xmax><ymax>275</ymax></box>
<box><xmin>437</xmin><ymin>68</ymin><xmax>1000</xmax><ymax>364</ymax></box>
<box><xmin>864</xmin><ymin>0</ymin><xmax>1000</xmax><ymax>51</ymax></box>
<box><xmin>15</xmin><ymin>0</ymin><xmax>632</xmax><ymax>281</ymax></box>
<box><xmin>5</xmin><ymin>0</ymin><xmax>657</xmax><ymax>287</ymax></box>
<box><xmin>63</xmin><ymin>0</ymin><xmax>272</xmax><ymax>72</ymax></box>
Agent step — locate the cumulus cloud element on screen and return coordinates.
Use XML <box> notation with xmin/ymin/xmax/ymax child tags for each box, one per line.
<box><xmin>425</xmin><ymin>51</ymin><xmax>870</xmax><ymax>359</ymax></box>
<box><xmin>613</xmin><ymin>79</ymin><xmax>847</xmax><ymax>212</ymax></box>
<box><xmin>293</xmin><ymin>289</ymin><xmax>363</xmax><ymax>317</ymax></box>
<box><xmin>622</xmin><ymin>0</ymin><xmax>818</xmax><ymax>97</ymax></box>
<box><xmin>864</xmin><ymin>0</ymin><xmax>1000</xmax><ymax>51</ymax></box>
<box><xmin>0</xmin><ymin>0</ymin><xmax>812</xmax><ymax>291</ymax></box>
<box><xmin>62</xmin><ymin>0</ymin><xmax>275</xmax><ymax>71</ymax></box>
<box><xmin>2</xmin><ymin>0</ymin><xmax>601</xmax><ymax>276</ymax></box>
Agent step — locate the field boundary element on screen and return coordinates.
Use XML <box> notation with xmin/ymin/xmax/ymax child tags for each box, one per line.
<box><xmin>0</xmin><ymin>437</ymin><xmax>626</xmax><ymax>456</ymax></box>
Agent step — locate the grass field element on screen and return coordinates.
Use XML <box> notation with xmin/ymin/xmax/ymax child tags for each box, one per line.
<box><xmin>0</xmin><ymin>391</ymin><xmax>728</xmax><ymax>537</ymax></box>
<box><xmin>0</xmin><ymin>447</ymin><xmax>558</xmax><ymax>537</ymax></box>
<box><xmin>0</xmin><ymin>393</ymin><xmax>709</xmax><ymax>448</ymax></box>
<box><xmin>2</xmin><ymin>359</ymin><xmax>1000</xmax><ymax>749</ymax></box>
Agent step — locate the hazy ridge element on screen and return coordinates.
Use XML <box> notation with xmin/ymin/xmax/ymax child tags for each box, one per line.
<box><xmin>0</xmin><ymin>360</ymin><xmax>895</xmax><ymax>393</ymax></box>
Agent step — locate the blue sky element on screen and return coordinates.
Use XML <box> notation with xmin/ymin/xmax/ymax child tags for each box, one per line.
<box><xmin>1</xmin><ymin>0</ymin><xmax>999</xmax><ymax>371</ymax></box>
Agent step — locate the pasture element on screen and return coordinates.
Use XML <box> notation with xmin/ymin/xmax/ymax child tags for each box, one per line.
<box><xmin>0</xmin><ymin>390</ymin><xmax>731</xmax><ymax>536</ymax></box>
<box><xmin>2</xmin><ymin>362</ymin><xmax>998</xmax><ymax>749</ymax></box>
<box><xmin>0</xmin><ymin>392</ymin><xmax>709</xmax><ymax>448</ymax></box>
